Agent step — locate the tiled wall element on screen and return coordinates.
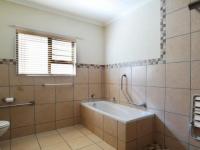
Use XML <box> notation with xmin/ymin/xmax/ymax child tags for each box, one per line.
<box><xmin>0</xmin><ymin>64</ymin><xmax>103</xmax><ymax>140</ymax></box>
<box><xmin>103</xmin><ymin>0</ymin><xmax>200</xmax><ymax>149</ymax></box>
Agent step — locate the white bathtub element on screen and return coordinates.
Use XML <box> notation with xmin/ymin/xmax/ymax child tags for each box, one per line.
<box><xmin>81</xmin><ymin>100</ymin><xmax>154</xmax><ymax>124</ymax></box>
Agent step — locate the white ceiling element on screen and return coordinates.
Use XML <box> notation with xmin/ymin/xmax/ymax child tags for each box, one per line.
<box><xmin>7</xmin><ymin>0</ymin><xmax>149</xmax><ymax>26</ymax></box>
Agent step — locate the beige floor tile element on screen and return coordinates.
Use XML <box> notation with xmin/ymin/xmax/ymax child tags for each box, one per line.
<box><xmin>96</xmin><ymin>141</ymin><xmax>116</xmax><ymax>150</ymax></box>
<box><xmin>87</xmin><ymin>133</ymin><xmax>103</xmax><ymax>143</ymax></box>
<box><xmin>41</xmin><ymin>142</ymin><xmax>71</xmax><ymax>150</ymax></box>
<box><xmin>74</xmin><ymin>124</ymin><xmax>84</xmax><ymax>129</ymax></box>
<box><xmin>0</xmin><ymin>140</ymin><xmax>10</xmax><ymax>150</ymax></box>
<box><xmin>36</xmin><ymin>130</ymin><xmax>58</xmax><ymax>138</ymax></box>
<box><xmin>78</xmin><ymin>128</ymin><xmax>93</xmax><ymax>136</ymax></box>
<box><xmin>37</xmin><ymin>132</ymin><xmax>65</xmax><ymax>148</ymax></box>
<box><xmin>66</xmin><ymin>136</ymin><xmax>93</xmax><ymax>150</ymax></box>
<box><xmin>11</xmin><ymin>135</ymin><xmax>40</xmax><ymax>150</ymax></box>
<box><xmin>59</xmin><ymin>130</ymin><xmax>84</xmax><ymax>141</ymax></box>
<box><xmin>80</xmin><ymin>144</ymin><xmax>102</xmax><ymax>150</ymax></box>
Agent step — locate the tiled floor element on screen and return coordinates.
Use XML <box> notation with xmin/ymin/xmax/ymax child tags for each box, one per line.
<box><xmin>0</xmin><ymin>125</ymin><xmax>116</xmax><ymax>150</ymax></box>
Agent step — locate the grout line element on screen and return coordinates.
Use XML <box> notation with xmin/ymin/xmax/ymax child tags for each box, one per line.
<box><xmin>75</xmin><ymin>127</ymin><xmax>104</xmax><ymax>150</ymax></box>
<box><xmin>189</xmin><ymin>0</ymin><xmax>192</xmax><ymax>147</ymax></box>
<box><xmin>56</xmin><ymin>129</ymin><xmax>73</xmax><ymax>150</ymax></box>
<box><xmin>166</xmin><ymin>6</ymin><xmax>189</xmax><ymax>15</ymax></box>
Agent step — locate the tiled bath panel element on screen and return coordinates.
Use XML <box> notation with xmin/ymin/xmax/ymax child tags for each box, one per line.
<box><xmin>0</xmin><ymin>64</ymin><xmax>104</xmax><ymax>141</ymax></box>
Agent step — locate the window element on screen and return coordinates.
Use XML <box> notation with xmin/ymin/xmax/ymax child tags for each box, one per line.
<box><xmin>16</xmin><ymin>30</ymin><xmax>76</xmax><ymax>75</ymax></box>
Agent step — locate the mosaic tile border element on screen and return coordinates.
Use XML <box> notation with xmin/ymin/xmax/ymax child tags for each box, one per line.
<box><xmin>0</xmin><ymin>59</ymin><xmax>105</xmax><ymax>68</ymax></box>
<box><xmin>105</xmin><ymin>0</ymin><xmax>167</xmax><ymax>68</ymax></box>
<box><xmin>0</xmin><ymin>0</ymin><xmax>166</xmax><ymax>69</ymax></box>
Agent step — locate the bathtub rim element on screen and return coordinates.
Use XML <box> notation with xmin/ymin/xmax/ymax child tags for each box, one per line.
<box><xmin>81</xmin><ymin>100</ymin><xmax>154</xmax><ymax>124</ymax></box>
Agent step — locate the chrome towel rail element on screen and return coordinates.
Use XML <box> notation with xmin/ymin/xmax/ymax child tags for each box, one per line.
<box><xmin>42</xmin><ymin>83</ymin><xmax>73</xmax><ymax>86</ymax></box>
<box><xmin>191</xmin><ymin>95</ymin><xmax>200</xmax><ymax>141</ymax></box>
<box><xmin>0</xmin><ymin>101</ymin><xmax>35</xmax><ymax>108</ymax></box>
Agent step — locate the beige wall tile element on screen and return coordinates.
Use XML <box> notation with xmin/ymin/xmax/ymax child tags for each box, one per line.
<box><xmin>11</xmin><ymin>106</ymin><xmax>34</xmax><ymax>128</ymax></box>
<box><xmin>120</xmin><ymin>66</ymin><xmax>132</xmax><ymax>85</ymax></box>
<box><xmin>165</xmin><ymin>136</ymin><xmax>188</xmax><ymax>150</ymax></box>
<box><xmin>166</xmin><ymin>62</ymin><xmax>190</xmax><ymax>88</ymax></box>
<box><xmin>35</xmin><ymin>86</ymin><xmax>55</xmax><ymax>104</ymax></box>
<box><xmin>103</xmin><ymin>116</ymin><xmax>117</xmax><ymax>137</ymax></box>
<box><xmin>0</xmin><ymin>108</ymin><xmax>10</xmax><ymax>121</ymax></box>
<box><xmin>191</xmin><ymin>31</ymin><xmax>200</xmax><ymax>61</ymax></box>
<box><xmin>9</xmin><ymin>64</ymin><xmax>33</xmax><ymax>86</ymax></box>
<box><xmin>154</xmin><ymin>132</ymin><xmax>165</xmax><ymax>146</ymax></box>
<box><xmin>35</xmin><ymin>104</ymin><xmax>55</xmax><ymax>124</ymax></box>
<box><xmin>10</xmin><ymin>86</ymin><xmax>34</xmax><ymax>103</ymax></box>
<box><xmin>146</xmin><ymin>87</ymin><xmax>165</xmax><ymax>110</ymax></box>
<box><xmin>0</xmin><ymin>87</ymin><xmax>9</xmax><ymax>105</ymax></box>
<box><xmin>74</xmin><ymin>67</ymin><xmax>88</xmax><ymax>84</ymax></box>
<box><xmin>56</xmin><ymin>118</ymin><xmax>74</xmax><ymax>129</ymax></box>
<box><xmin>166</xmin><ymin>0</ymin><xmax>190</xmax><ymax>13</ymax></box>
<box><xmin>104</xmin><ymin>84</ymin><xmax>110</xmax><ymax>99</ymax></box>
<box><xmin>74</xmin><ymin>100</ymin><xmax>81</xmax><ymax>117</ymax></box>
<box><xmin>89</xmin><ymin>84</ymin><xmax>102</xmax><ymax>98</ymax></box>
<box><xmin>147</xmin><ymin>64</ymin><xmax>165</xmax><ymax>87</ymax></box>
<box><xmin>104</xmin><ymin>68</ymin><xmax>110</xmax><ymax>84</ymax></box>
<box><xmin>137</xmin><ymin>134</ymin><xmax>153</xmax><ymax>150</ymax></box>
<box><xmin>36</xmin><ymin>122</ymin><xmax>55</xmax><ymax>133</ymax></box>
<box><xmin>55</xmin><ymin>85</ymin><xmax>73</xmax><ymax>102</ymax></box>
<box><xmin>93</xmin><ymin>112</ymin><xmax>103</xmax><ymax>129</ymax></box>
<box><xmin>34</xmin><ymin>76</ymin><xmax>54</xmax><ymax>85</ymax></box>
<box><xmin>108</xmin><ymin>68</ymin><xmax>120</xmax><ymax>84</ymax></box>
<box><xmin>11</xmin><ymin>125</ymin><xmax>35</xmax><ymax>139</ymax></box>
<box><xmin>74</xmin><ymin>84</ymin><xmax>88</xmax><ymax>100</ymax></box>
<box><xmin>0</xmin><ymin>64</ymin><xmax>9</xmax><ymax>86</ymax></box>
<box><xmin>109</xmin><ymin>84</ymin><xmax>120</xmax><ymax>101</ymax></box>
<box><xmin>192</xmin><ymin>61</ymin><xmax>200</xmax><ymax>89</ymax></box>
<box><xmin>166</xmin><ymin>88</ymin><xmax>190</xmax><ymax>116</ymax></box>
<box><xmin>148</xmin><ymin>109</ymin><xmax>165</xmax><ymax>134</ymax></box>
<box><xmin>166</xmin><ymin>34</ymin><xmax>190</xmax><ymax>62</ymax></box>
<box><xmin>89</xmin><ymin>67</ymin><xmax>102</xmax><ymax>84</ymax></box>
<box><xmin>103</xmin><ymin>132</ymin><xmax>117</xmax><ymax>148</ymax></box>
<box><xmin>132</xmin><ymin>66</ymin><xmax>146</xmax><ymax>86</ymax></box>
<box><xmin>118</xmin><ymin>140</ymin><xmax>137</xmax><ymax>150</ymax></box>
<box><xmin>118</xmin><ymin>122</ymin><xmax>137</xmax><ymax>142</ymax></box>
<box><xmin>56</xmin><ymin>102</ymin><xmax>73</xmax><ymax>120</ymax></box>
<box><xmin>137</xmin><ymin>117</ymin><xmax>153</xmax><ymax>138</ymax></box>
<box><xmin>54</xmin><ymin>76</ymin><xmax>73</xmax><ymax>84</ymax></box>
<box><xmin>0</xmin><ymin>129</ymin><xmax>10</xmax><ymax>141</ymax></box>
<box><xmin>131</xmin><ymin>86</ymin><xmax>146</xmax><ymax>105</ymax></box>
<box><xmin>165</xmin><ymin>112</ymin><xmax>189</xmax><ymax>142</ymax></box>
<box><xmin>166</xmin><ymin>8</ymin><xmax>190</xmax><ymax>38</ymax></box>
<box><xmin>191</xmin><ymin>10</ymin><xmax>200</xmax><ymax>32</ymax></box>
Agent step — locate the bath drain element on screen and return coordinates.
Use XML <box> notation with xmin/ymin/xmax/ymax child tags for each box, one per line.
<box><xmin>145</xmin><ymin>144</ymin><xmax>169</xmax><ymax>150</ymax></box>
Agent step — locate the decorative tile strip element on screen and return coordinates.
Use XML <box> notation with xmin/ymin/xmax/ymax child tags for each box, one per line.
<box><xmin>0</xmin><ymin>1</ymin><xmax>166</xmax><ymax>69</ymax></box>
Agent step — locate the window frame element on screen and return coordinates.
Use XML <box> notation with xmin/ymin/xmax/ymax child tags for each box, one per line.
<box><xmin>16</xmin><ymin>29</ymin><xmax>77</xmax><ymax>76</ymax></box>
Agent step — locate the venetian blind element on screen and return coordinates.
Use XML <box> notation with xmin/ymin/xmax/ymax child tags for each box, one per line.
<box><xmin>16</xmin><ymin>31</ymin><xmax>76</xmax><ymax>75</ymax></box>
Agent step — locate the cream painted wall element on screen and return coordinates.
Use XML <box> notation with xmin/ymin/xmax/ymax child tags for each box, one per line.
<box><xmin>105</xmin><ymin>0</ymin><xmax>160</xmax><ymax>64</ymax></box>
<box><xmin>0</xmin><ymin>1</ymin><xmax>105</xmax><ymax>64</ymax></box>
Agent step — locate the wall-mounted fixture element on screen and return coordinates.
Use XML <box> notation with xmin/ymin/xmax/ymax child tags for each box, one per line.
<box><xmin>189</xmin><ymin>0</ymin><xmax>200</xmax><ymax>10</ymax></box>
<box><xmin>191</xmin><ymin>95</ymin><xmax>200</xmax><ymax>140</ymax></box>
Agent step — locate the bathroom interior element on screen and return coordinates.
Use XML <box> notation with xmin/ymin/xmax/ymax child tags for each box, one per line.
<box><xmin>0</xmin><ymin>0</ymin><xmax>200</xmax><ymax>150</ymax></box>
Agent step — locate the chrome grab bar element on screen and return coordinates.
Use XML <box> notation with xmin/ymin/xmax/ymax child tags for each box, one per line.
<box><xmin>120</xmin><ymin>74</ymin><xmax>146</xmax><ymax>108</ymax></box>
<box><xmin>42</xmin><ymin>83</ymin><xmax>73</xmax><ymax>86</ymax></box>
<box><xmin>0</xmin><ymin>101</ymin><xmax>35</xmax><ymax>108</ymax></box>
